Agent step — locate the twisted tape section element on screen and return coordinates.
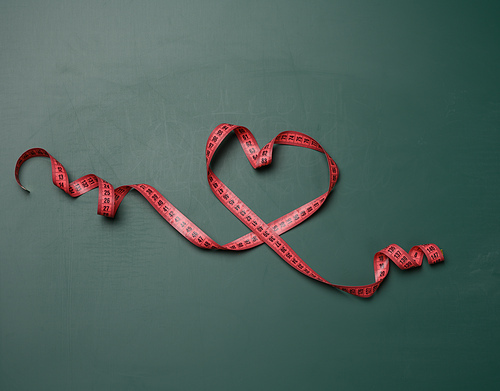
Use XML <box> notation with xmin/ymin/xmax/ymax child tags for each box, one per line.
<box><xmin>15</xmin><ymin>123</ymin><xmax>444</xmax><ymax>298</ymax></box>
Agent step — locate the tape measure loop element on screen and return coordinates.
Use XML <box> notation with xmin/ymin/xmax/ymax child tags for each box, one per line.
<box><xmin>15</xmin><ymin>124</ymin><xmax>444</xmax><ymax>298</ymax></box>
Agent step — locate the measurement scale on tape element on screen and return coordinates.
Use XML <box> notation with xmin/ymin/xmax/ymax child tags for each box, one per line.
<box><xmin>15</xmin><ymin>123</ymin><xmax>444</xmax><ymax>297</ymax></box>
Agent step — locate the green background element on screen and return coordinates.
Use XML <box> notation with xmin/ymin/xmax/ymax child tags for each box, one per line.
<box><xmin>1</xmin><ymin>1</ymin><xmax>499</xmax><ymax>390</ymax></box>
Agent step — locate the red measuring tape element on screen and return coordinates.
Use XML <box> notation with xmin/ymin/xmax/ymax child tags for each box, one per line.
<box><xmin>15</xmin><ymin>123</ymin><xmax>444</xmax><ymax>297</ymax></box>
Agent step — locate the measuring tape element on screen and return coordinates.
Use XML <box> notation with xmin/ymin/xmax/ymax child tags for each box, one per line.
<box><xmin>15</xmin><ymin>123</ymin><xmax>444</xmax><ymax>297</ymax></box>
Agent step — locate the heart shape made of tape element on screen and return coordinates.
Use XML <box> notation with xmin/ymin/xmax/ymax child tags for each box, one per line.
<box><xmin>15</xmin><ymin>123</ymin><xmax>444</xmax><ymax>298</ymax></box>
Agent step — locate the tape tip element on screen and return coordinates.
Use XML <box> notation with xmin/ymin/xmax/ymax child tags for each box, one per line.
<box><xmin>21</xmin><ymin>186</ymin><xmax>30</xmax><ymax>193</ymax></box>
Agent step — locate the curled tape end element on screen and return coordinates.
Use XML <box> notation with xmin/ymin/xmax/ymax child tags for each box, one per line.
<box><xmin>20</xmin><ymin>185</ymin><xmax>30</xmax><ymax>193</ymax></box>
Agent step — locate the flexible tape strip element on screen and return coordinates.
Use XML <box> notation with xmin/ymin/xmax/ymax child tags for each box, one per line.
<box><xmin>15</xmin><ymin>123</ymin><xmax>444</xmax><ymax>298</ymax></box>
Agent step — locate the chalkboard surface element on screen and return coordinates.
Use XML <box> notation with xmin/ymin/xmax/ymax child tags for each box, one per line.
<box><xmin>1</xmin><ymin>1</ymin><xmax>499</xmax><ymax>390</ymax></box>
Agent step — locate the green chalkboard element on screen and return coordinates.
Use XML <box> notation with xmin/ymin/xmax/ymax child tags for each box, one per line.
<box><xmin>1</xmin><ymin>1</ymin><xmax>499</xmax><ymax>390</ymax></box>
